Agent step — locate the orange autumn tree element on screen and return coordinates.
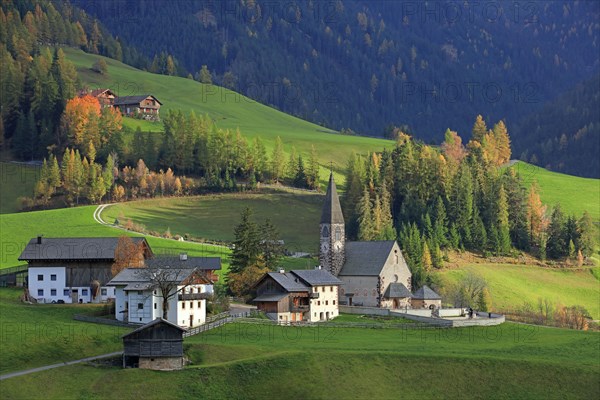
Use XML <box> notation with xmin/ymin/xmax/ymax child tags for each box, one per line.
<box><xmin>111</xmin><ymin>236</ymin><xmax>146</xmax><ymax>277</ymax></box>
<box><xmin>61</xmin><ymin>94</ymin><xmax>101</xmax><ymax>153</ymax></box>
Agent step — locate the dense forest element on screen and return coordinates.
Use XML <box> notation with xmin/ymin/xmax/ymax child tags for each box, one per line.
<box><xmin>513</xmin><ymin>75</ymin><xmax>600</xmax><ymax>178</ymax></box>
<box><xmin>342</xmin><ymin>116</ymin><xmax>596</xmax><ymax>288</ymax></box>
<box><xmin>75</xmin><ymin>0</ymin><xmax>600</xmax><ymax>176</ymax></box>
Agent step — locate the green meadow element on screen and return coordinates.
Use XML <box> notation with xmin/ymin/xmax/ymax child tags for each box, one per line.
<box><xmin>509</xmin><ymin>161</ymin><xmax>600</xmax><ymax>221</ymax></box>
<box><xmin>101</xmin><ymin>189</ymin><xmax>323</xmax><ymax>252</ymax></box>
<box><xmin>0</xmin><ymin>206</ymin><xmax>231</xmax><ymax>273</ymax></box>
<box><xmin>0</xmin><ymin>318</ymin><xmax>598</xmax><ymax>399</ymax></box>
<box><xmin>0</xmin><ymin>163</ymin><xmax>40</xmax><ymax>214</ymax></box>
<box><xmin>439</xmin><ymin>263</ymin><xmax>600</xmax><ymax>319</ymax></box>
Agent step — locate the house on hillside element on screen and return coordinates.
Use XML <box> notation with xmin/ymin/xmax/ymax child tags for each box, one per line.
<box><xmin>19</xmin><ymin>236</ymin><xmax>152</xmax><ymax>304</ymax></box>
<box><xmin>252</xmin><ymin>267</ymin><xmax>342</xmax><ymax>322</ymax></box>
<box><xmin>108</xmin><ymin>254</ymin><xmax>221</xmax><ymax>327</ymax></box>
<box><xmin>113</xmin><ymin>95</ymin><xmax>162</xmax><ymax>120</ymax></box>
<box><xmin>89</xmin><ymin>88</ymin><xmax>116</xmax><ymax>108</ymax></box>
<box><xmin>122</xmin><ymin>318</ymin><xmax>185</xmax><ymax>370</ymax></box>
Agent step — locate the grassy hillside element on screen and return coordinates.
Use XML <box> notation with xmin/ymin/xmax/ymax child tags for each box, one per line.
<box><xmin>101</xmin><ymin>189</ymin><xmax>323</xmax><ymax>252</ymax></box>
<box><xmin>0</xmin><ymin>163</ymin><xmax>39</xmax><ymax>214</ymax></box>
<box><xmin>0</xmin><ymin>321</ymin><xmax>598</xmax><ymax>399</ymax></box>
<box><xmin>509</xmin><ymin>161</ymin><xmax>600</xmax><ymax>220</ymax></box>
<box><xmin>64</xmin><ymin>47</ymin><xmax>392</xmax><ymax>175</ymax></box>
<box><xmin>0</xmin><ymin>288</ymin><xmax>127</xmax><ymax>374</ymax></box>
<box><xmin>439</xmin><ymin>264</ymin><xmax>600</xmax><ymax>319</ymax></box>
<box><xmin>0</xmin><ymin>206</ymin><xmax>230</xmax><ymax>272</ymax></box>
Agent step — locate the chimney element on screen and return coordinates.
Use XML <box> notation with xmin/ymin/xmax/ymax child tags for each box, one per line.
<box><xmin>37</xmin><ymin>235</ymin><xmax>43</xmax><ymax>245</ymax></box>
<box><xmin>279</xmin><ymin>268</ymin><xmax>285</xmax><ymax>274</ymax></box>
<box><xmin>179</xmin><ymin>253</ymin><xmax>187</xmax><ymax>261</ymax></box>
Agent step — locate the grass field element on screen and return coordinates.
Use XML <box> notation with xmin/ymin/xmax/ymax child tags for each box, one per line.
<box><xmin>0</xmin><ymin>319</ymin><xmax>598</xmax><ymax>399</ymax></box>
<box><xmin>0</xmin><ymin>163</ymin><xmax>40</xmax><ymax>214</ymax></box>
<box><xmin>0</xmin><ymin>288</ymin><xmax>127</xmax><ymax>374</ymax></box>
<box><xmin>0</xmin><ymin>206</ymin><xmax>231</xmax><ymax>272</ymax></box>
<box><xmin>64</xmin><ymin>47</ymin><xmax>392</xmax><ymax>178</ymax></box>
<box><xmin>509</xmin><ymin>161</ymin><xmax>600</xmax><ymax>220</ymax></box>
<box><xmin>438</xmin><ymin>263</ymin><xmax>600</xmax><ymax>319</ymax></box>
<box><xmin>101</xmin><ymin>189</ymin><xmax>323</xmax><ymax>252</ymax></box>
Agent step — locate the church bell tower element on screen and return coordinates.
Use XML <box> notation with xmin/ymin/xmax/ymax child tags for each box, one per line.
<box><xmin>319</xmin><ymin>173</ymin><xmax>345</xmax><ymax>276</ymax></box>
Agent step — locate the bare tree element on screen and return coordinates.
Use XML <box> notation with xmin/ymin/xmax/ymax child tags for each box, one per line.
<box><xmin>139</xmin><ymin>267</ymin><xmax>212</xmax><ymax>319</ymax></box>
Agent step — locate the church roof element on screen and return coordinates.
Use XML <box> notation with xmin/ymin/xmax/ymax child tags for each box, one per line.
<box><xmin>320</xmin><ymin>173</ymin><xmax>344</xmax><ymax>224</ymax></box>
<box><xmin>383</xmin><ymin>282</ymin><xmax>412</xmax><ymax>298</ymax></box>
<box><xmin>412</xmin><ymin>285</ymin><xmax>441</xmax><ymax>300</ymax></box>
<box><xmin>338</xmin><ymin>241</ymin><xmax>396</xmax><ymax>276</ymax></box>
<box><xmin>292</xmin><ymin>269</ymin><xmax>343</xmax><ymax>286</ymax></box>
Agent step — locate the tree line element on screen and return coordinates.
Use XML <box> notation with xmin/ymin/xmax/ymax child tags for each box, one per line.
<box><xmin>343</xmin><ymin>116</ymin><xmax>596</xmax><ymax>289</ymax></box>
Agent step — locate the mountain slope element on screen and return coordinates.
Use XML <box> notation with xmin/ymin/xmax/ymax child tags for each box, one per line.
<box><xmin>76</xmin><ymin>0</ymin><xmax>600</xmax><ymax>144</ymax></box>
<box><xmin>64</xmin><ymin>47</ymin><xmax>392</xmax><ymax>172</ymax></box>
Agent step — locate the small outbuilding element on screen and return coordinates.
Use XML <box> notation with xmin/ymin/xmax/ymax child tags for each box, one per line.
<box><xmin>122</xmin><ymin>318</ymin><xmax>186</xmax><ymax>370</ymax></box>
<box><xmin>411</xmin><ymin>285</ymin><xmax>442</xmax><ymax>310</ymax></box>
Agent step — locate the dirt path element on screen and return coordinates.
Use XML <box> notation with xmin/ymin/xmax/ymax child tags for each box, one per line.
<box><xmin>0</xmin><ymin>351</ymin><xmax>123</xmax><ymax>381</ymax></box>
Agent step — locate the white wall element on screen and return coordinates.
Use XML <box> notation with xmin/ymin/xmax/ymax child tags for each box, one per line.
<box><xmin>29</xmin><ymin>267</ymin><xmax>116</xmax><ymax>304</ymax></box>
<box><xmin>339</xmin><ymin>276</ymin><xmax>379</xmax><ymax>307</ymax></box>
<box><xmin>308</xmin><ymin>285</ymin><xmax>339</xmax><ymax>322</ymax></box>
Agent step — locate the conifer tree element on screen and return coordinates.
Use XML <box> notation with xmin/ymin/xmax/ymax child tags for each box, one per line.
<box><xmin>229</xmin><ymin>207</ymin><xmax>260</xmax><ymax>275</ymax></box>
<box><xmin>286</xmin><ymin>146</ymin><xmax>297</xmax><ymax>180</ymax></box>
<box><xmin>433</xmin><ymin>196</ymin><xmax>449</xmax><ymax>247</ymax></box>
<box><xmin>259</xmin><ymin>218</ymin><xmax>284</xmax><ymax>270</ymax></box>
<box><xmin>577</xmin><ymin>211</ymin><xmax>595</xmax><ymax>257</ymax></box>
<box><xmin>270</xmin><ymin>136</ymin><xmax>285</xmax><ymax>183</ymax></box>
<box><xmin>357</xmin><ymin>187</ymin><xmax>374</xmax><ymax>241</ymax></box>
<box><xmin>496</xmin><ymin>184</ymin><xmax>511</xmax><ymax>254</ymax></box>
<box><xmin>547</xmin><ymin>205</ymin><xmax>567</xmax><ymax>259</ymax></box>
<box><xmin>422</xmin><ymin>240</ymin><xmax>432</xmax><ymax>272</ymax></box>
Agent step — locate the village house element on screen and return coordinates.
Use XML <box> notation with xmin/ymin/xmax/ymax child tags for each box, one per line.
<box><xmin>319</xmin><ymin>174</ymin><xmax>441</xmax><ymax>310</ymax></box>
<box><xmin>113</xmin><ymin>94</ymin><xmax>162</xmax><ymax>120</ymax></box>
<box><xmin>19</xmin><ymin>236</ymin><xmax>151</xmax><ymax>304</ymax></box>
<box><xmin>122</xmin><ymin>318</ymin><xmax>186</xmax><ymax>370</ymax></box>
<box><xmin>253</xmin><ymin>267</ymin><xmax>342</xmax><ymax>322</ymax></box>
<box><xmin>108</xmin><ymin>254</ymin><xmax>221</xmax><ymax>327</ymax></box>
<box><xmin>88</xmin><ymin>88</ymin><xmax>116</xmax><ymax>108</ymax></box>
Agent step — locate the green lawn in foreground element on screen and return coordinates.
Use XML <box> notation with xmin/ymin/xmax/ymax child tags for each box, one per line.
<box><xmin>509</xmin><ymin>161</ymin><xmax>600</xmax><ymax>220</ymax></box>
<box><xmin>0</xmin><ymin>320</ymin><xmax>598</xmax><ymax>399</ymax></box>
<box><xmin>101</xmin><ymin>189</ymin><xmax>323</xmax><ymax>253</ymax></box>
<box><xmin>439</xmin><ymin>263</ymin><xmax>600</xmax><ymax>319</ymax></box>
<box><xmin>0</xmin><ymin>288</ymin><xmax>128</xmax><ymax>374</ymax></box>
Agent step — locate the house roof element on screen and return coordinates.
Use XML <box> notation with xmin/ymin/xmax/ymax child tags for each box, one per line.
<box><xmin>113</xmin><ymin>95</ymin><xmax>162</xmax><ymax>106</ymax></box>
<box><xmin>266</xmin><ymin>271</ymin><xmax>309</xmax><ymax>292</ymax></box>
<box><xmin>412</xmin><ymin>285</ymin><xmax>441</xmax><ymax>300</ymax></box>
<box><xmin>145</xmin><ymin>256</ymin><xmax>221</xmax><ymax>270</ymax></box>
<box><xmin>252</xmin><ymin>293</ymin><xmax>288</xmax><ymax>302</ymax></box>
<box><xmin>107</xmin><ymin>267</ymin><xmax>198</xmax><ymax>286</ymax></box>
<box><xmin>320</xmin><ymin>173</ymin><xmax>344</xmax><ymax>224</ymax></box>
<box><xmin>18</xmin><ymin>237</ymin><xmax>149</xmax><ymax>261</ymax></box>
<box><xmin>338</xmin><ymin>241</ymin><xmax>397</xmax><ymax>276</ymax></box>
<box><xmin>292</xmin><ymin>269</ymin><xmax>343</xmax><ymax>286</ymax></box>
<box><xmin>90</xmin><ymin>88</ymin><xmax>115</xmax><ymax>97</ymax></box>
<box><xmin>122</xmin><ymin>318</ymin><xmax>186</xmax><ymax>338</ymax></box>
<box><xmin>383</xmin><ymin>282</ymin><xmax>412</xmax><ymax>298</ymax></box>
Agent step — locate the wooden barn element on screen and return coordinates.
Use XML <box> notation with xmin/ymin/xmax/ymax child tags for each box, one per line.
<box><xmin>113</xmin><ymin>95</ymin><xmax>162</xmax><ymax>120</ymax></box>
<box><xmin>122</xmin><ymin>318</ymin><xmax>186</xmax><ymax>370</ymax></box>
<box><xmin>19</xmin><ymin>236</ymin><xmax>152</xmax><ymax>304</ymax></box>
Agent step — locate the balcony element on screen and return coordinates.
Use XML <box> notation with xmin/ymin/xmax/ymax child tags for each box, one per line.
<box><xmin>309</xmin><ymin>292</ymin><xmax>320</xmax><ymax>299</ymax></box>
<box><xmin>178</xmin><ymin>292</ymin><xmax>211</xmax><ymax>301</ymax></box>
<box><xmin>290</xmin><ymin>304</ymin><xmax>310</xmax><ymax>312</ymax></box>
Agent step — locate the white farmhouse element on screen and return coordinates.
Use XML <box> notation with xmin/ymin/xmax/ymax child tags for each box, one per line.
<box><xmin>252</xmin><ymin>267</ymin><xmax>342</xmax><ymax>322</ymax></box>
<box><xmin>108</xmin><ymin>255</ymin><xmax>221</xmax><ymax>327</ymax></box>
<box><xmin>18</xmin><ymin>236</ymin><xmax>150</xmax><ymax>304</ymax></box>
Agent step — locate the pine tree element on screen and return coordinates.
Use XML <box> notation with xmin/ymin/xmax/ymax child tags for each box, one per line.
<box><xmin>379</xmin><ymin>183</ymin><xmax>396</xmax><ymax>240</ymax></box>
<box><xmin>496</xmin><ymin>184</ymin><xmax>511</xmax><ymax>254</ymax></box>
<box><xmin>199</xmin><ymin>65</ymin><xmax>212</xmax><ymax>84</ymax></box>
<box><xmin>357</xmin><ymin>187</ymin><xmax>374</xmax><ymax>241</ymax></box>
<box><xmin>259</xmin><ymin>218</ymin><xmax>284</xmax><ymax>270</ymax></box>
<box><xmin>422</xmin><ymin>240</ymin><xmax>432</xmax><ymax>272</ymax></box>
<box><xmin>477</xmin><ymin>288</ymin><xmax>490</xmax><ymax>311</ymax></box>
<box><xmin>343</xmin><ymin>153</ymin><xmax>366</xmax><ymax>240</ymax></box>
<box><xmin>48</xmin><ymin>154</ymin><xmax>61</xmax><ymax>189</ymax></box>
<box><xmin>568</xmin><ymin>239</ymin><xmax>576</xmax><ymax>260</ymax></box>
<box><xmin>229</xmin><ymin>207</ymin><xmax>260</xmax><ymax>275</ymax></box>
<box><xmin>471</xmin><ymin>115</ymin><xmax>487</xmax><ymax>143</ymax></box>
<box><xmin>293</xmin><ymin>155</ymin><xmax>308</xmax><ymax>188</ymax></box>
<box><xmin>577</xmin><ymin>211</ymin><xmax>595</xmax><ymax>257</ymax></box>
<box><xmin>547</xmin><ymin>204</ymin><xmax>567</xmax><ymax>259</ymax></box>
<box><xmin>286</xmin><ymin>146</ymin><xmax>297</xmax><ymax>181</ymax></box>
<box><xmin>270</xmin><ymin>136</ymin><xmax>285</xmax><ymax>183</ymax></box>
<box><xmin>307</xmin><ymin>145</ymin><xmax>320</xmax><ymax>190</ymax></box>
<box><xmin>433</xmin><ymin>196</ymin><xmax>449</xmax><ymax>247</ymax></box>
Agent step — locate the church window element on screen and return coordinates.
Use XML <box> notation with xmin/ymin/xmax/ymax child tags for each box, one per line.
<box><xmin>394</xmin><ymin>274</ymin><xmax>399</xmax><ymax>283</ymax></box>
<box><xmin>335</xmin><ymin>227</ymin><xmax>341</xmax><ymax>241</ymax></box>
<box><xmin>322</xmin><ymin>226</ymin><xmax>330</xmax><ymax>237</ymax></box>
<box><xmin>395</xmin><ymin>255</ymin><xmax>399</xmax><ymax>264</ymax></box>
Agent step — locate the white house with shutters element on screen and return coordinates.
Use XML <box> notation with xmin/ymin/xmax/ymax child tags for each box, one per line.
<box><xmin>107</xmin><ymin>255</ymin><xmax>221</xmax><ymax>327</ymax></box>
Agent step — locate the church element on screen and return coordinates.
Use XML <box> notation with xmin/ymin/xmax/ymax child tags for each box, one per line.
<box><xmin>319</xmin><ymin>173</ymin><xmax>440</xmax><ymax>309</ymax></box>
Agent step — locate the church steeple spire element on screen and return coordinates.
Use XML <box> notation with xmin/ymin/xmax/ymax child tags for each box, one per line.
<box><xmin>319</xmin><ymin>173</ymin><xmax>345</xmax><ymax>276</ymax></box>
<box><xmin>321</xmin><ymin>173</ymin><xmax>344</xmax><ymax>225</ymax></box>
